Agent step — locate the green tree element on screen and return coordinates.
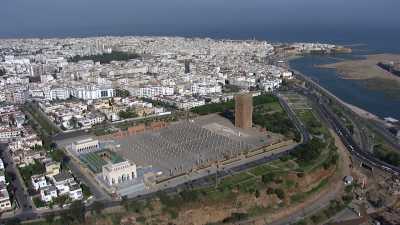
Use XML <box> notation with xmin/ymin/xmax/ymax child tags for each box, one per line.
<box><xmin>180</xmin><ymin>190</ymin><xmax>199</xmax><ymax>202</ymax></box>
<box><xmin>118</xmin><ymin>108</ymin><xmax>138</xmax><ymax>119</ymax></box>
<box><xmin>291</xmin><ymin>139</ymin><xmax>325</xmax><ymax>163</ymax></box>
<box><xmin>69</xmin><ymin>200</ymin><xmax>86</xmax><ymax>223</ymax></box>
<box><xmin>68</xmin><ymin>51</ymin><xmax>140</xmax><ymax>64</ymax></box>
<box><xmin>116</xmin><ymin>89</ymin><xmax>130</xmax><ymax>97</ymax></box>
<box><xmin>274</xmin><ymin>188</ymin><xmax>285</xmax><ymax>199</ymax></box>
<box><xmin>261</xmin><ymin>173</ymin><xmax>276</xmax><ymax>184</ymax></box>
<box><xmin>294</xmin><ymin>220</ymin><xmax>307</xmax><ymax>225</ymax></box>
<box><xmin>69</xmin><ymin>116</ymin><xmax>79</xmax><ymax>128</ymax></box>
<box><xmin>80</xmin><ymin>184</ymin><xmax>91</xmax><ymax>199</ymax></box>
<box><xmin>255</xmin><ymin>189</ymin><xmax>260</xmax><ymax>198</ymax></box>
<box><xmin>54</xmin><ymin>195</ymin><xmax>69</xmax><ymax>207</ymax></box>
<box><xmin>5</xmin><ymin>218</ymin><xmax>21</xmax><ymax>225</ymax></box>
<box><xmin>49</xmin><ymin>149</ymin><xmax>68</xmax><ymax>162</ymax></box>
<box><xmin>45</xmin><ymin>214</ymin><xmax>55</xmax><ymax>224</ymax></box>
<box><xmin>121</xmin><ymin>195</ymin><xmax>129</xmax><ymax>210</ymax></box>
<box><xmin>92</xmin><ymin>201</ymin><xmax>104</xmax><ymax>215</ymax></box>
<box><xmin>59</xmin><ymin>200</ymin><xmax>85</xmax><ymax>223</ymax></box>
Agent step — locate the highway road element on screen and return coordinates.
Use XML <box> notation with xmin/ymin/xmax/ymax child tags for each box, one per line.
<box><xmin>296</xmin><ymin>84</ymin><xmax>400</xmax><ymax>176</ymax></box>
<box><xmin>278</xmin><ymin>93</ymin><xmax>310</xmax><ymax>143</ymax></box>
<box><xmin>1</xmin><ymin>96</ymin><xmax>307</xmax><ymax>223</ymax></box>
<box><xmin>65</xmin><ymin>155</ymin><xmax>111</xmax><ymax>201</ymax></box>
<box><xmin>367</xmin><ymin>119</ymin><xmax>400</xmax><ymax>151</ymax></box>
<box><xmin>0</xmin><ymin>143</ymin><xmax>301</xmax><ymax>224</ymax></box>
<box><xmin>292</xmin><ymin>69</ymin><xmax>400</xmax><ymax>152</ymax></box>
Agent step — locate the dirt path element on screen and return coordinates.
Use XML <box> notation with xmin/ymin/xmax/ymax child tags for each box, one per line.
<box><xmin>257</xmin><ymin>129</ymin><xmax>352</xmax><ymax>225</ymax></box>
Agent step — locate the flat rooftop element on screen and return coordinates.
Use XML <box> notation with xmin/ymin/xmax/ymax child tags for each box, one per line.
<box><xmin>74</xmin><ymin>138</ymin><xmax>97</xmax><ymax>145</ymax></box>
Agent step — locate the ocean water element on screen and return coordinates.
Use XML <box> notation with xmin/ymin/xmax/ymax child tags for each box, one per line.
<box><xmin>289</xmin><ymin>55</ymin><xmax>400</xmax><ymax>120</ymax></box>
<box><xmin>1</xmin><ymin>0</ymin><xmax>400</xmax><ymax>118</ymax></box>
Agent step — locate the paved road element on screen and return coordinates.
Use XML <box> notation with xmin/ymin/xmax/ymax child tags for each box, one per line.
<box><xmin>295</xmin><ymin>73</ymin><xmax>400</xmax><ymax>176</ymax></box>
<box><xmin>367</xmin><ymin>119</ymin><xmax>400</xmax><ymax>151</ymax></box>
<box><xmin>52</xmin><ymin>129</ymin><xmax>90</xmax><ymax>141</ymax></box>
<box><xmin>316</xmin><ymin>94</ymin><xmax>400</xmax><ymax>175</ymax></box>
<box><xmin>1</xmin><ymin>89</ymin><xmax>308</xmax><ymax>223</ymax></box>
<box><xmin>60</xmin><ymin>147</ymin><xmax>111</xmax><ymax>201</ymax></box>
<box><xmin>0</xmin><ymin>143</ymin><xmax>37</xmax><ymax>220</ymax></box>
<box><xmin>278</xmin><ymin>93</ymin><xmax>310</xmax><ymax>143</ymax></box>
<box><xmin>247</xmin><ymin>79</ymin><xmax>400</xmax><ymax>225</ymax></box>
<box><xmin>1</xmin><ymin>109</ymin><xmax>305</xmax><ymax>223</ymax></box>
<box><xmin>235</xmin><ymin>90</ymin><xmax>351</xmax><ymax>225</ymax></box>
<box><xmin>0</xmin><ymin>142</ymin><xmax>300</xmax><ymax>223</ymax></box>
<box><xmin>65</xmin><ymin>154</ymin><xmax>111</xmax><ymax>201</ymax></box>
<box><xmin>293</xmin><ymin>69</ymin><xmax>400</xmax><ymax>150</ymax></box>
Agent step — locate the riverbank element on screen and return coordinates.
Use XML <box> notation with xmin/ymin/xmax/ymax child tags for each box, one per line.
<box><xmin>290</xmin><ymin>67</ymin><xmax>380</xmax><ymax>121</ymax></box>
<box><xmin>289</xmin><ymin>53</ymin><xmax>400</xmax><ymax>120</ymax></box>
<box><xmin>316</xmin><ymin>54</ymin><xmax>400</xmax><ymax>97</ymax></box>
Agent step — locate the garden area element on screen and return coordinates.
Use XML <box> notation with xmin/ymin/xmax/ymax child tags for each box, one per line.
<box><xmin>190</xmin><ymin>94</ymin><xmax>299</xmax><ymax>140</ymax></box>
<box><xmin>81</xmin><ymin>130</ymin><xmax>339</xmax><ymax>225</ymax></box>
<box><xmin>25</xmin><ymin>131</ymin><xmax>340</xmax><ymax>225</ymax></box>
<box><xmin>18</xmin><ymin>160</ymin><xmax>46</xmax><ymax>190</ymax></box>
<box><xmin>25</xmin><ymin>94</ymin><xmax>343</xmax><ymax>225</ymax></box>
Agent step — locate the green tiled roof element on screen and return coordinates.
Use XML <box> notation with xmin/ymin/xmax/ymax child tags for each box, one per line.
<box><xmin>79</xmin><ymin>149</ymin><xmax>126</xmax><ymax>173</ymax></box>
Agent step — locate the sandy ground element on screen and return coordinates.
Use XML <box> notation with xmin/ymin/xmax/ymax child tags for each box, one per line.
<box><xmin>318</xmin><ymin>54</ymin><xmax>400</xmax><ymax>81</ymax></box>
<box><xmin>317</xmin><ymin>54</ymin><xmax>400</xmax><ymax>96</ymax></box>
<box><xmin>342</xmin><ymin>102</ymin><xmax>379</xmax><ymax>120</ymax></box>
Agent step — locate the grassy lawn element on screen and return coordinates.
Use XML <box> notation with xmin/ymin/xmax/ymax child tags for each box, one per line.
<box><xmin>297</xmin><ymin>146</ymin><xmax>330</xmax><ymax>173</ymax></box>
<box><xmin>218</xmin><ymin>172</ymin><xmax>254</xmax><ymax>189</ymax></box>
<box><xmin>33</xmin><ymin>196</ymin><xmax>46</xmax><ymax>208</ymax></box>
<box><xmin>255</xmin><ymin>102</ymin><xmax>283</xmax><ymax>114</ymax></box>
<box><xmin>249</xmin><ymin>159</ymin><xmax>297</xmax><ymax>176</ymax></box>
<box><xmin>19</xmin><ymin>160</ymin><xmax>46</xmax><ymax>189</ymax></box>
<box><xmin>237</xmin><ymin>178</ymin><xmax>261</xmax><ymax>193</ymax></box>
<box><xmin>247</xmin><ymin>205</ymin><xmax>272</xmax><ymax>217</ymax></box>
<box><xmin>249</xmin><ymin>164</ymin><xmax>278</xmax><ymax>176</ymax></box>
<box><xmin>35</xmin><ymin>92</ymin><xmax>340</xmax><ymax>225</ymax></box>
<box><xmin>290</xmin><ymin>178</ymin><xmax>329</xmax><ymax>203</ymax></box>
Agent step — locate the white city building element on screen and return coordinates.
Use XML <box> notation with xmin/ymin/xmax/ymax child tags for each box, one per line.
<box><xmin>129</xmin><ymin>86</ymin><xmax>174</xmax><ymax>98</ymax></box>
<box><xmin>48</xmin><ymin>87</ymin><xmax>70</xmax><ymax>101</ymax></box>
<box><xmin>0</xmin><ymin>171</ymin><xmax>5</xmax><ymax>183</ymax></box>
<box><xmin>31</xmin><ymin>175</ymin><xmax>48</xmax><ymax>191</ymax></box>
<box><xmin>0</xmin><ymin>128</ymin><xmax>21</xmax><ymax>140</ymax></box>
<box><xmin>77</xmin><ymin>114</ymin><xmax>105</xmax><ymax>128</ymax></box>
<box><xmin>52</xmin><ymin>172</ymin><xmax>75</xmax><ymax>195</ymax></box>
<box><xmin>71</xmin><ymin>138</ymin><xmax>100</xmax><ymax>155</ymax></box>
<box><xmin>191</xmin><ymin>84</ymin><xmax>222</xmax><ymax>95</ymax></box>
<box><xmin>0</xmin><ymin>183</ymin><xmax>12</xmax><ymax>211</ymax></box>
<box><xmin>260</xmin><ymin>79</ymin><xmax>282</xmax><ymax>92</ymax></box>
<box><xmin>70</xmin><ymin>85</ymin><xmax>114</xmax><ymax>100</ymax></box>
<box><xmin>40</xmin><ymin>186</ymin><xmax>58</xmax><ymax>202</ymax></box>
<box><xmin>102</xmin><ymin>160</ymin><xmax>137</xmax><ymax>186</ymax></box>
<box><xmin>68</xmin><ymin>184</ymin><xmax>83</xmax><ymax>200</ymax></box>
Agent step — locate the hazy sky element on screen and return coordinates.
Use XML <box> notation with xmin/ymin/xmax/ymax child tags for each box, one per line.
<box><xmin>1</xmin><ymin>0</ymin><xmax>400</xmax><ymax>38</ymax></box>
